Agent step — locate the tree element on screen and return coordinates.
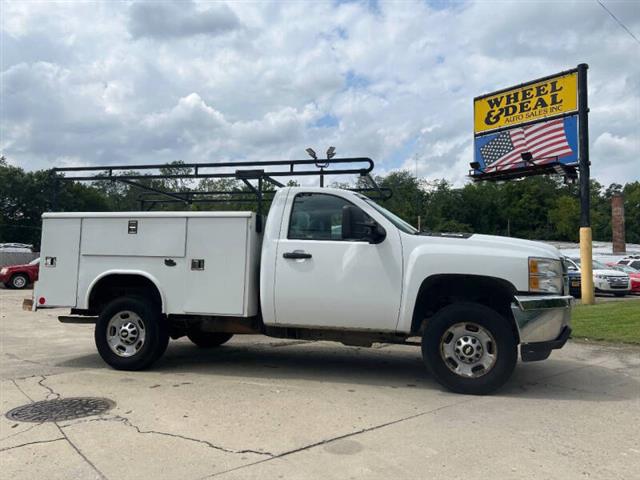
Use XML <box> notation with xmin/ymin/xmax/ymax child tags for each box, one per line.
<box><xmin>2</xmin><ymin>159</ymin><xmax>638</xmax><ymax>247</ymax></box>
<box><xmin>549</xmin><ymin>196</ymin><xmax>580</xmax><ymax>241</ymax></box>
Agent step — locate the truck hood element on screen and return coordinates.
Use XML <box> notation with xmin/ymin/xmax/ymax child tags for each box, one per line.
<box><xmin>593</xmin><ymin>269</ymin><xmax>628</xmax><ymax>277</ymax></box>
<box><xmin>419</xmin><ymin>232</ymin><xmax>562</xmax><ymax>260</ymax></box>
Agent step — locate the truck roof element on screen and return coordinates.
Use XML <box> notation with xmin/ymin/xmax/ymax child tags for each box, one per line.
<box><xmin>42</xmin><ymin>211</ymin><xmax>254</xmax><ymax>219</ymax></box>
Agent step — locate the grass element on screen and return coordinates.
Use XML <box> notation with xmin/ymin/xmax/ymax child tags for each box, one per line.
<box><xmin>571</xmin><ymin>299</ymin><xmax>640</xmax><ymax>344</ymax></box>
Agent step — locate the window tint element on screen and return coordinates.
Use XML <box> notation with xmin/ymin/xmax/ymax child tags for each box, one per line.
<box><xmin>631</xmin><ymin>261</ymin><xmax>640</xmax><ymax>270</ymax></box>
<box><xmin>288</xmin><ymin>193</ymin><xmax>369</xmax><ymax>241</ymax></box>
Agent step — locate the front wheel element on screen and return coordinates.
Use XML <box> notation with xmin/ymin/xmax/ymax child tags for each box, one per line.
<box><xmin>421</xmin><ymin>302</ymin><xmax>517</xmax><ymax>395</ymax></box>
<box><xmin>187</xmin><ymin>331</ymin><xmax>233</xmax><ymax>348</ymax></box>
<box><xmin>95</xmin><ymin>297</ymin><xmax>169</xmax><ymax>370</ymax></box>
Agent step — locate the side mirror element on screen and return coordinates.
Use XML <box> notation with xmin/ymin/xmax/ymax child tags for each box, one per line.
<box><xmin>342</xmin><ymin>205</ymin><xmax>386</xmax><ymax>244</ymax></box>
<box><xmin>368</xmin><ymin>223</ymin><xmax>386</xmax><ymax>244</ymax></box>
<box><xmin>342</xmin><ymin>205</ymin><xmax>355</xmax><ymax>240</ymax></box>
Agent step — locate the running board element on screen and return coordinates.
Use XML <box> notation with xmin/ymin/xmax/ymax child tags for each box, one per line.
<box><xmin>58</xmin><ymin>315</ymin><xmax>98</xmax><ymax>324</ymax></box>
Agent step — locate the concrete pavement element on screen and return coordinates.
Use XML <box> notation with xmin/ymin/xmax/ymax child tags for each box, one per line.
<box><xmin>1</xmin><ymin>288</ymin><xmax>639</xmax><ymax>479</ymax></box>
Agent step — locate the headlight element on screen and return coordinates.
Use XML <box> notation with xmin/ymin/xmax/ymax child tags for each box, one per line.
<box><xmin>595</xmin><ymin>274</ymin><xmax>607</xmax><ymax>279</ymax></box>
<box><xmin>529</xmin><ymin>257</ymin><xmax>563</xmax><ymax>293</ymax></box>
<box><xmin>0</xmin><ymin>268</ymin><xmax>7</xmax><ymax>275</ymax></box>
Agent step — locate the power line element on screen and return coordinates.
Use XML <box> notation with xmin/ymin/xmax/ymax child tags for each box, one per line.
<box><xmin>596</xmin><ymin>0</ymin><xmax>640</xmax><ymax>45</ymax></box>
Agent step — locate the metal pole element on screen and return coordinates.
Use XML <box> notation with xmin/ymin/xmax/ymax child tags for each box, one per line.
<box><xmin>577</xmin><ymin>63</ymin><xmax>594</xmax><ymax>304</ymax></box>
<box><xmin>257</xmin><ymin>177</ymin><xmax>263</xmax><ymax>233</ymax></box>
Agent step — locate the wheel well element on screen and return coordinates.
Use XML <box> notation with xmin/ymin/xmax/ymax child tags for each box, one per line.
<box><xmin>411</xmin><ymin>274</ymin><xmax>519</xmax><ymax>341</ymax></box>
<box><xmin>88</xmin><ymin>274</ymin><xmax>162</xmax><ymax>315</ymax></box>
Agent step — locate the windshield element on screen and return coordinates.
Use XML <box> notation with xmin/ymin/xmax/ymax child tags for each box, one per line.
<box><xmin>28</xmin><ymin>257</ymin><xmax>40</xmax><ymax>266</ymax></box>
<box><xmin>615</xmin><ymin>265</ymin><xmax>636</xmax><ymax>273</ymax></box>
<box><xmin>359</xmin><ymin>196</ymin><xmax>418</xmax><ymax>234</ymax></box>
<box><xmin>569</xmin><ymin>258</ymin><xmax>609</xmax><ymax>270</ymax></box>
<box><xmin>593</xmin><ymin>260</ymin><xmax>607</xmax><ymax>270</ymax></box>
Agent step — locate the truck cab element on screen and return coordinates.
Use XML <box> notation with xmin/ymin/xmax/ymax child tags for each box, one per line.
<box><xmin>32</xmin><ymin>176</ymin><xmax>572</xmax><ymax>395</ymax></box>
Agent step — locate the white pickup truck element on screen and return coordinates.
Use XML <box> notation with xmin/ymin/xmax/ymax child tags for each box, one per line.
<box><xmin>33</xmin><ymin>186</ymin><xmax>572</xmax><ymax>394</ymax></box>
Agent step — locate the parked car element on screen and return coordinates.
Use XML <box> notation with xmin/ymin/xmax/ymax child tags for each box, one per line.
<box><xmin>0</xmin><ymin>258</ymin><xmax>40</xmax><ymax>289</ymax></box>
<box><xmin>566</xmin><ymin>266</ymin><xmax>581</xmax><ymax>297</ymax></box>
<box><xmin>610</xmin><ymin>264</ymin><xmax>640</xmax><ymax>294</ymax></box>
<box><xmin>0</xmin><ymin>243</ymin><xmax>34</xmax><ymax>253</ymax></box>
<box><xmin>565</xmin><ymin>257</ymin><xmax>630</xmax><ymax>297</ymax></box>
<box><xmin>617</xmin><ymin>255</ymin><xmax>640</xmax><ymax>271</ymax></box>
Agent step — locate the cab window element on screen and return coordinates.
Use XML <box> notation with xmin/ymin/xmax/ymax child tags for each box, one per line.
<box><xmin>288</xmin><ymin>193</ymin><xmax>370</xmax><ymax>241</ymax></box>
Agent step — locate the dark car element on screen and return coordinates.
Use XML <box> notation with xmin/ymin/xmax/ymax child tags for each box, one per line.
<box><xmin>0</xmin><ymin>258</ymin><xmax>40</xmax><ymax>289</ymax></box>
<box><xmin>567</xmin><ymin>269</ymin><xmax>581</xmax><ymax>297</ymax></box>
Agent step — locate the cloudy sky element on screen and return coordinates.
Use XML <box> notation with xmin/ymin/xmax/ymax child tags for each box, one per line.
<box><xmin>1</xmin><ymin>0</ymin><xmax>638</xmax><ymax>187</ymax></box>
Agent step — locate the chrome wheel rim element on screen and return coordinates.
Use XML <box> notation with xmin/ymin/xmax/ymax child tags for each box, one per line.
<box><xmin>13</xmin><ymin>276</ymin><xmax>26</xmax><ymax>288</ymax></box>
<box><xmin>106</xmin><ymin>311</ymin><xmax>146</xmax><ymax>358</ymax></box>
<box><xmin>440</xmin><ymin>322</ymin><xmax>497</xmax><ymax>378</ymax></box>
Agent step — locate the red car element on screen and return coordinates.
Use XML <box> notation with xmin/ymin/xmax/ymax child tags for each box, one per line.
<box><xmin>0</xmin><ymin>258</ymin><xmax>40</xmax><ymax>289</ymax></box>
<box><xmin>611</xmin><ymin>265</ymin><xmax>640</xmax><ymax>294</ymax></box>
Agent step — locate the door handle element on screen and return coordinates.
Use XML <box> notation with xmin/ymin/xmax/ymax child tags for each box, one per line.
<box><xmin>164</xmin><ymin>258</ymin><xmax>176</xmax><ymax>267</ymax></box>
<box><xmin>283</xmin><ymin>251</ymin><xmax>312</xmax><ymax>259</ymax></box>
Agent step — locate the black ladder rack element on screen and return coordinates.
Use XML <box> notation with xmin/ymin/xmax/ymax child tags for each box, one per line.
<box><xmin>50</xmin><ymin>157</ymin><xmax>392</xmax><ymax>232</ymax></box>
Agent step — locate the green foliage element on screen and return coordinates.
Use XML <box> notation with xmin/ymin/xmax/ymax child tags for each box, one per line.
<box><xmin>572</xmin><ymin>301</ymin><xmax>640</xmax><ymax>344</ymax></box>
<box><xmin>623</xmin><ymin>182</ymin><xmax>640</xmax><ymax>244</ymax></box>
<box><xmin>548</xmin><ymin>196</ymin><xmax>580</xmax><ymax>241</ymax></box>
<box><xmin>1</xmin><ymin>158</ymin><xmax>638</xmax><ymax>249</ymax></box>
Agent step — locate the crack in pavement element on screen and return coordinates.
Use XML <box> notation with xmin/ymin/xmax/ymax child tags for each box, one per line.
<box><xmin>0</xmin><ymin>438</ymin><xmax>65</xmax><ymax>452</ymax></box>
<box><xmin>54</xmin><ymin>423</ymin><xmax>107</xmax><ymax>479</ymax></box>
<box><xmin>199</xmin><ymin>396</ymin><xmax>476</xmax><ymax>479</ymax></box>
<box><xmin>38</xmin><ymin>375</ymin><xmax>60</xmax><ymax>400</ymax></box>
<box><xmin>61</xmin><ymin>415</ymin><xmax>274</xmax><ymax>457</ymax></box>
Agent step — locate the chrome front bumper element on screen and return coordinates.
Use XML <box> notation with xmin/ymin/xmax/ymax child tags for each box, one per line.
<box><xmin>511</xmin><ymin>295</ymin><xmax>572</xmax><ymax>345</ymax></box>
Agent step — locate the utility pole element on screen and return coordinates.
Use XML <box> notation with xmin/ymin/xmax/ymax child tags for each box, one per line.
<box><xmin>577</xmin><ymin>63</ymin><xmax>594</xmax><ymax>304</ymax></box>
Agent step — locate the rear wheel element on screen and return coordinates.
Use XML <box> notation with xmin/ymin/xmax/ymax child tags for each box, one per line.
<box><xmin>187</xmin><ymin>331</ymin><xmax>233</xmax><ymax>348</ymax></box>
<box><xmin>421</xmin><ymin>302</ymin><xmax>517</xmax><ymax>395</ymax></box>
<box><xmin>10</xmin><ymin>274</ymin><xmax>29</xmax><ymax>289</ymax></box>
<box><xmin>95</xmin><ymin>297</ymin><xmax>168</xmax><ymax>370</ymax></box>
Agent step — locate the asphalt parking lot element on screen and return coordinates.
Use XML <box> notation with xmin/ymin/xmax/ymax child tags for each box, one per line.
<box><xmin>1</xmin><ymin>288</ymin><xmax>639</xmax><ymax>480</ymax></box>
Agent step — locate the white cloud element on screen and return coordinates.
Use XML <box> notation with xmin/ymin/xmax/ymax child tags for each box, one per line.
<box><xmin>1</xmin><ymin>0</ymin><xmax>639</xmax><ymax>187</ymax></box>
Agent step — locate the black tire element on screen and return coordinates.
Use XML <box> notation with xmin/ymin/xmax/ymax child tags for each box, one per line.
<box><xmin>10</xmin><ymin>273</ymin><xmax>29</xmax><ymax>289</ymax></box>
<box><xmin>421</xmin><ymin>302</ymin><xmax>517</xmax><ymax>395</ymax></box>
<box><xmin>187</xmin><ymin>331</ymin><xmax>233</xmax><ymax>348</ymax></box>
<box><xmin>95</xmin><ymin>297</ymin><xmax>169</xmax><ymax>371</ymax></box>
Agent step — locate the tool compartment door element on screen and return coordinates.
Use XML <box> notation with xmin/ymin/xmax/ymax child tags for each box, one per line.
<box><xmin>36</xmin><ymin>218</ymin><xmax>81</xmax><ymax>307</ymax></box>
<box><xmin>183</xmin><ymin>217</ymin><xmax>250</xmax><ymax>315</ymax></box>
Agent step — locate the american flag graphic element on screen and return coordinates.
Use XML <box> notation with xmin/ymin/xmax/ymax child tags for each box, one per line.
<box><xmin>480</xmin><ymin>118</ymin><xmax>573</xmax><ymax>172</ymax></box>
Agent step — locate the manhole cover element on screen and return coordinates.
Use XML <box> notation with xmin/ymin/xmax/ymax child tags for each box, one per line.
<box><xmin>5</xmin><ymin>397</ymin><xmax>115</xmax><ymax>423</ymax></box>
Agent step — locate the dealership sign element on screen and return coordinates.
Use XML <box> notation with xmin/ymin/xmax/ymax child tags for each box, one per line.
<box><xmin>471</xmin><ymin>69</ymin><xmax>581</xmax><ymax>180</ymax></box>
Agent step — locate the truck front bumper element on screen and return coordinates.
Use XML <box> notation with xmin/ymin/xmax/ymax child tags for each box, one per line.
<box><xmin>511</xmin><ymin>295</ymin><xmax>572</xmax><ymax>362</ymax></box>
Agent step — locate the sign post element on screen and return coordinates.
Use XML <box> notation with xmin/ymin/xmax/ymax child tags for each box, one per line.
<box><xmin>577</xmin><ymin>63</ymin><xmax>594</xmax><ymax>304</ymax></box>
<box><xmin>471</xmin><ymin>64</ymin><xmax>593</xmax><ymax>302</ymax></box>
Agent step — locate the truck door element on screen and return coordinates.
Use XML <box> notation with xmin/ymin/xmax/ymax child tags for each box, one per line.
<box><xmin>274</xmin><ymin>192</ymin><xmax>403</xmax><ymax>331</ymax></box>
